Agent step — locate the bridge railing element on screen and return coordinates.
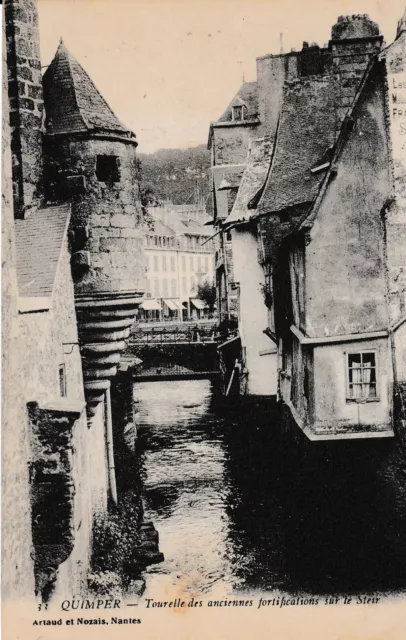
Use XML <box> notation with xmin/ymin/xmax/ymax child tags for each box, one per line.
<box><xmin>129</xmin><ymin>324</ymin><xmax>217</xmax><ymax>345</ymax></box>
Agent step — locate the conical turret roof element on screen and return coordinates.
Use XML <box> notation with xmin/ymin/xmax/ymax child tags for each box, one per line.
<box><xmin>43</xmin><ymin>41</ymin><xmax>136</xmax><ymax>140</ymax></box>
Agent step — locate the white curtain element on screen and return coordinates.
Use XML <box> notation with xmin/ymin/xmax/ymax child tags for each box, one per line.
<box><xmin>351</xmin><ymin>362</ymin><xmax>362</xmax><ymax>399</ymax></box>
<box><xmin>362</xmin><ymin>361</ymin><xmax>372</xmax><ymax>398</ymax></box>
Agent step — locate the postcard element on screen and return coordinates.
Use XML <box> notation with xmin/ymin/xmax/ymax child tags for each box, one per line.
<box><xmin>2</xmin><ymin>0</ymin><xmax>406</xmax><ymax>638</ymax></box>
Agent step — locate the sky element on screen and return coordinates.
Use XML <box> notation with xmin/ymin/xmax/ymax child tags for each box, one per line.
<box><xmin>37</xmin><ymin>0</ymin><xmax>406</xmax><ymax>154</ymax></box>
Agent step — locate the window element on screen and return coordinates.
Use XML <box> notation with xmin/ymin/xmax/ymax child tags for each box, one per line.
<box><xmin>232</xmin><ymin>105</ymin><xmax>243</xmax><ymax>121</ymax></box>
<box><xmin>182</xmin><ymin>276</ymin><xmax>187</xmax><ymax>295</ymax></box>
<box><xmin>162</xmin><ymin>255</ymin><xmax>167</xmax><ymax>271</ymax></box>
<box><xmin>59</xmin><ymin>364</ymin><xmax>67</xmax><ymax>398</ymax></box>
<box><xmin>204</xmin><ymin>256</ymin><xmax>208</xmax><ymax>272</ymax></box>
<box><xmin>170</xmin><ymin>256</ymin><xmax>176</xmax><ymax>272</ymax></box>
<box><xmin>189</xmin><ymin>256</ymin><xmax>194</xmax><ymax>271</ymax></box>
<box><xmin>346</xmin><ymin>352</ymin><xmax>378</xmax><ymax>401</ymax></box>
<box><xmin>162</xmin><ymin>278</ymin><xmax>168</xmax><ymax>297</ymax></box>
<box><xmin>226</xmin><ymin>231</ymin><xmax>232</xmax><ymax>242</ymax></box>
<box><xmin>153</xmin><ymin>255</ymin><xmax>159</xmax><ymax>271</ymax></box>
<box><xmin>182</xmin><ymin>255</ymin><xmax>186</xmax><ymax>272</ymax></box>
<box><xmin>145</xmin><ymin>255</ymin><xmax>149</xmax><ymax>271</ymax></box>
<box><xmin>197</xmin><ymin>256</ymin><xmax>202</xmax><ymax>273</ymax></box>
<box><xmin>96</xmin><ymin>155</ymin><xmax>120</xmax><ymax>183</ymax></box>
<box><xmin>171</xmin><ymin>279</ymin><xmax>177</xmax><ymax>297</ymax></box>
<box><xmin>154</xmin><ymin>278</ymin><xmax>160</xmax><ymax>297</ymax></box>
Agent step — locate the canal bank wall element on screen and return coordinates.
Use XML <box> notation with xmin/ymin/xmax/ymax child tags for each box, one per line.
<box><xmin>86</xmin><ymin>374</ymin><xmax>164</xmax><ymax>597</ymax></box>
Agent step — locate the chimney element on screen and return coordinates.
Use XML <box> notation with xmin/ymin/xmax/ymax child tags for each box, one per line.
<box><xmin>5</xmin><ymin>0</ymin><xmax>44</xmax><ymax>218</ymax></box>
<box><xmin>329</xmin><ymin>14</ymin><xmax>383</xmax><ymax>134</ymax></box>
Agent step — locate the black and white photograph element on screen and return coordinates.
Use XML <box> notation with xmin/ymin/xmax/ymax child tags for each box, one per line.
<box><xmin>2</xmin><ymin>0</ymin><xmax>406</xmax><ymax>638</ymax></box>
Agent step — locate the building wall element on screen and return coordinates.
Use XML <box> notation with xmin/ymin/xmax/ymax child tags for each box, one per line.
<box><xmin>312</xmin><ymin>338</ymin><xmax>392</xmax><ymax>436</ymax></box>
<box><xmin>5</xmin><ymin>0</ymin><xmax>44</xmax><ymax>216</ymax></box>
<box><xmin>212</xmin><ymin>125</ymin><xmax>258</xmax><ymax>165</ymax></box>
<box><xmin>18</xmin><ymin>239</ymin><xmax>109</xmax><ymax>596</ymax></box>
<box><xmin>45</xmin><ymin>137</ymin><xmax>145</xmax><ymax>295</ymax></box>
<box><xmin>384</xmin><ymin>31</ymin><xmax>406</xmax><ymax>396</ymax></box>
<box><xmin>305</xmin><ymin>66</ymin><xmax>390</xmax><ymax>338</ymax></box>
<box><xmin>2</xmin><ymin>17</ymin><xmax>35</xmax><ymax>601</ymax></box>
<box><xmin>232</xmin><ymin>227</ymin><xmax>277</xmax><ymax>395</ymax></box>
<box><xmin>256</xmin><ymin>53</ymin><xmax>297</xmax><ymax>139</ymax></box>
<box><xmin>145</xmin><ymin>248</ymin><xmax>214</xmax><ymax>300</ymax></box>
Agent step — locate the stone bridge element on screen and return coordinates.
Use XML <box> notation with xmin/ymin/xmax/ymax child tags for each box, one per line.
<box><xmin>122</xmin><ymin>321</ymin><xmax>220</xmax><ymax>381</ymax></box>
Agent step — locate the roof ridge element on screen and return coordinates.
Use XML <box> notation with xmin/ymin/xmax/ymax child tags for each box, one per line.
<box><xmin>59</xmin><ymin>42</ymin><xmax>90</xmax><ymax>130</ymax></box>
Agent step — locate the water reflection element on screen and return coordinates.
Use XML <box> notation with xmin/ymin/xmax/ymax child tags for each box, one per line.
<box><xmin>132</xmin><ymin>380</ymin><xmax>406</xmax><ymax>597</ymax></box>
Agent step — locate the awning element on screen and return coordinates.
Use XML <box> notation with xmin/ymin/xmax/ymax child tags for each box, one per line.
<box><xmin>163</xmin><ymin>298</ymin><xmax>183</xmax><ymax>311</ymax></box>
<box><xmin>140</xmin><ymin>298</ymin><xmax>161</xmax><ymax>311</ymax></box>
<box><xmin>190</xmin><ymin>298</ymin><xmax>208</xmax><ymax>310</ymax></box>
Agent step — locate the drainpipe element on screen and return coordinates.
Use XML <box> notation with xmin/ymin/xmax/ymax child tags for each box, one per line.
<box><xmin>104</xmin><ymin>386</ymin><xmax>118</xmax><ymax>506</ymax></box>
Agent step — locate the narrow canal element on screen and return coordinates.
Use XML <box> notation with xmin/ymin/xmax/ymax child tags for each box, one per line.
<box><xmin>131</xmin><ymin>379</ymin><xmax>406</xmax><ymax>597</ymax></box>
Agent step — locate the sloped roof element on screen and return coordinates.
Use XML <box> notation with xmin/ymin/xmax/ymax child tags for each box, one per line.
<box><xmin>225</xmin><ymin>138</ymin><xmax>272</xmax><ymax>227</ymax></box>
<box><xmin>165</xmin><ymin>215</ymin><xmax>212</xmax><ymax>237</ymax></box>
<box><xmin>43</xmin><ymin>41</ymin><xmax>135</xmax><ymax>139</ymax></box>
<box><xmin>15</xmin><ymin>204</ymin><xmax>71</xmax><ymax>299</ymax></box>
<box><xmin>257</xmin><ymin>77</ymin><xmax>336</xmax><ymax>215</ymax></box>
<box><xmin>149</xmin><ymin>216</ymin><xmax>176</xmax><ymax>237</ymax></box>
<box><xmin>215</xmin><ymin>81</ymin><xmax>259</xmax><ymax>123</ymax></box>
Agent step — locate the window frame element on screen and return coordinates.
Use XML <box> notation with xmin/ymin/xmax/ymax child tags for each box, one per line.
<box><xmin>344</xmin><ymin>349</ymin><xmax>380</xmax><ymax>403</ymax></box>
<box><xmin>232</xmin><ymin>105</ymin><xmax>244</xmax><ymax>122</ymax></box>
<box><xmin>96</xmin><ymin>155</ymin><xmax>120</xmax><ymax>183</ymax></box>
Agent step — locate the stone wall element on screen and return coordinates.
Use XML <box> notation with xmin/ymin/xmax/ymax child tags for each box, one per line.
<box><xmin>2</xmin><ymin>14</ymin><xmax>36</xmax><ymax>602</ymax></box>
<box><xmin>5</xmin><ymin>0</ymin><xmax>43</xmax><ymax>217</ymax></box>
<box><xmin>18</xmin><ymin>238</ymin><xmax>109</xmax><ymax>599</ymax></box>
<box><xmin>45</xmin><ymin>137</ymin><xmax>145</xmax><ymax>296</ymax></box>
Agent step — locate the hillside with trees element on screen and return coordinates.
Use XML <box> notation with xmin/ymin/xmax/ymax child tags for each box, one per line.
<box><xmin>138</xmin><ymin>145</ymin><xmax>212</xmax><ymax>209</ymax></box>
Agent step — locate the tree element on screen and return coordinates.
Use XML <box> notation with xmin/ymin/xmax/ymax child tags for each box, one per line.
<box><xmin>194</xmin><ymin>281</ymin><xmax>216</xmax><ymax>312</ymax></box>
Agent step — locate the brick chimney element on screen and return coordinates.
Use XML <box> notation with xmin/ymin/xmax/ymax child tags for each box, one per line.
<box><xmin>329</xmin><ymin>14</ymin><xmax>383</xmax><ymax>133</ymax></box>
<box><xmin>5</xmin><ymin>0</ymin><xmax>44</xmax><ymax>218</ymax></box>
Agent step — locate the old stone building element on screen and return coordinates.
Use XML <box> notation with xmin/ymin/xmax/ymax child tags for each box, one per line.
<box><xmin>211</xmin><ymin>13</ymin><xmax>406</xmax><ymax>436</ymax></box>
<box><xmin>2</xmin><ymin>0</ymin><xmax>145</xmax><ymax>602</ymax></box>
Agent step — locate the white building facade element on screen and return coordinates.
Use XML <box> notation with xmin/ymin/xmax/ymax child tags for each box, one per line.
<box><xmin>141</xmin><ymin>204</ymin><xmax>216</xmax><ymax>321</ymax></box>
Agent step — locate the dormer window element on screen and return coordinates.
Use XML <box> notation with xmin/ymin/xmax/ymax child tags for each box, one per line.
<box><xmin>232</xmin><ymin>105</ymin><xmax>243</xmax><ymax>121</ymax></box>
<box><xmin>96</xmin><ymin>155</ymin><xmax>120</xmax><ymax>183</ymax></box>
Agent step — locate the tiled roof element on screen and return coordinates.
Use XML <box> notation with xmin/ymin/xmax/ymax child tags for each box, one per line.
<box><xmin>164</xmin><ymin>215</ymin><xmax>212</xmax><ymax>237</ymax></box>
<box><xmin>225</xmin><ymin>138</ymin><xmax>271</xmax><ymax>226</ymax></box>
<box><xmin>257</xmin><ymin>78</ymin><xmax>336</xmax><ymax>215</ymax></box>
<box><xmin>43</xmin><ymin>42</ymin><xmax>135</xmax><ymax>138</ymax></box>
<box><xmin>149</xmin><ymin>217</ymin><xmax>176</xmax><ymax>237</ymax></box>
<box><xmin>15</xmin><ymin>205</ymin><xmax>71</xmax><ymax>298</ymax></box>
<box><xmin>215</xmin><ymin>81</ymin><xmax>259</xmax><ymax>123</ymax></box>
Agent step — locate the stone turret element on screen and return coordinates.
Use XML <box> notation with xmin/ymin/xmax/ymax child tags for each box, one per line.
<box><xmin>43</xmin><ymin>43</ymin><xmax>145</xmax><ymax>417</ymax></box>
<box><xmin>5</xmin><ymin>0</ymin><xmax>44</xmax><ymax>218</ymax></box>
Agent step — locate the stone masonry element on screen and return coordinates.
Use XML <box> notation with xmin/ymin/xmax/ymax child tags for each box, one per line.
<box><xmin>5</xmin><ymin>0</ymin><xmax>43</xmax><ymax>217</ymax></box>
